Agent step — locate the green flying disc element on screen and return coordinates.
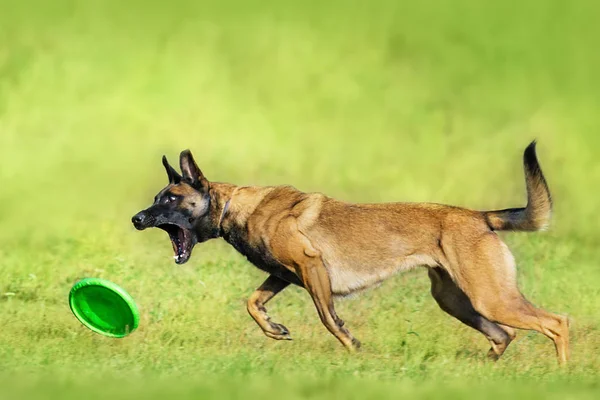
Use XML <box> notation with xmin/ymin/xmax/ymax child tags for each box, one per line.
<box><xmin>69</xmin><ymin>278</ymin><xmax>139</xmax><ymax>338</ymax></box>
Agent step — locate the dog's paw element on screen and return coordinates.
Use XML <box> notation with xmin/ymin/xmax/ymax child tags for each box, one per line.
<box><xmin>343</xmin><ymin>337</ymin><xmax>361</xmax><ymax>353</ymax></box>
<box><xmin>486</xmin><ymin>348</ymin><xmax>500</xmax><ymax>361</ymax></box>
<box><xmin>264</xmin><ymin>322</ymin><xmax>292</xmax><ymax>341</ymax></box>
<box><xmin>347</xmin><ymin>337</ymin><xmax>361</xmax><ymax>352</ymax></box>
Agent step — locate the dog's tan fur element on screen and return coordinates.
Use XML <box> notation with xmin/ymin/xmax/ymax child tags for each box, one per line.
<box><xmin>139</xmin><ymin>142</ymin><xmax>570</xmax><ymax>364</ymax></box>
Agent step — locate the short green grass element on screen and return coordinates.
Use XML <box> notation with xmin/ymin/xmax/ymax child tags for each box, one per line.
<box><xmin>1</xmin><ymin>0</ymin><xmax>599</xmax><ymax>398</ymax></box>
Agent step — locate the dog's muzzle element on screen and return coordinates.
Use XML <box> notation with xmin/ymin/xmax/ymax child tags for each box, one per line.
<box><xmin>132</xmin><ymin>211</ymin><xmax>153</xmax><ymax>230</ymax></box>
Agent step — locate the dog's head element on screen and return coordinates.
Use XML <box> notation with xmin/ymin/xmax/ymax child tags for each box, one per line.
<box><xmin>132</xmin><ymin>150</ymin><xmax>218</xmax><ymax>264</ymax></box>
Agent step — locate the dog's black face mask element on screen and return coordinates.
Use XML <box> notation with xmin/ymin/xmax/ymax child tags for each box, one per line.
<box><xmin>132</xmin><ymin>151</ymin><xmax>214</xmax><ymax>265</ymax></box>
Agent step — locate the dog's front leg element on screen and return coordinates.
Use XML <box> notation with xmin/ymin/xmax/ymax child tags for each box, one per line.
<box><xmin>247</xmin><ymin>275</ymin><xmax>292</xmax><ymax>340</ymax></box>
<box><xmin>294</xmin><ymin>253</ymin><xmax>361</xmax><ymax>351</ymax></box>
<box><xmin>270</xmin><ymin>223</ymin><xmax>360</xmax><ymax>351</ymax></box>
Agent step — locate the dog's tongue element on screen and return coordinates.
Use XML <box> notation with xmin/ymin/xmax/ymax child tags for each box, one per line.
<box><xmin>178</xmin><ymin>229</ymin><xmax>186</xmax><ymax>249</ymax></box>
<box><xmin>173</xmin><ymin>229</ymin><xmax>192</xmax><ymax>264</ymax></box>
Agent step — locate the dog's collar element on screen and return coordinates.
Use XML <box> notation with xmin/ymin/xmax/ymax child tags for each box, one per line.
<box><xmin>217</xmin><ymin>200</ymin><xmax>231</xmax><ymax>236</ymax></box>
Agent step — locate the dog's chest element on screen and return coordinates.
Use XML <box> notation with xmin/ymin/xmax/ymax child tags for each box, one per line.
<box><xmin>224</xmin><ymin>230</ymin><xmax>302</xmax><ymax>286</ymax></box>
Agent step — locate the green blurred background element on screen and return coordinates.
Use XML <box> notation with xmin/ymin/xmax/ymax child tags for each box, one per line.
<box><xmin>1</xmin><ymin>0</ymin><xmax>599</xmax><ymax>398</ymax></box>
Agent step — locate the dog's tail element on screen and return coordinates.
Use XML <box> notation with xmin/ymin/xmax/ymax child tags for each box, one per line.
<box><xmin>484</xmin><ymin>141</ymin><xmax>552</xmax><ymax>232</ymax></box>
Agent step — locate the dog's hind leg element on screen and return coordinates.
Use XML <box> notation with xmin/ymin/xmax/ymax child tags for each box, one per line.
<box><xmin>247</xmin><ymin>275</ymin><xmax>292</xmax><ymax>340</ymax></box>
<box><xmin>454</xmin><ymin>232</ymin><xmax>570</xmax><ymax>365</ymax></box>
<box><xmin>428</xmin><ymin>267</ymin><xmax>514</xmax><ymax>360</ymax></box>
<box><xmin>498</xmin><ymin>324</ymin><xmax>517</xmax><ymax>342</ymax></box>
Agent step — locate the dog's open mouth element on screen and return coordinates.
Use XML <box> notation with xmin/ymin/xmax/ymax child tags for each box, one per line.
<box><xmin>158</xmin><ymin>224</ymin><xmax>195</xmax><ymax>264</ymax></box>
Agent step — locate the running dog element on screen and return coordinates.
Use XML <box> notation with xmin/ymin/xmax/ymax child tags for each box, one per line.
<box><xmin>132</xmin><ymin>141</ymin><xmax>569</xmax><ymax>364</ymax></box>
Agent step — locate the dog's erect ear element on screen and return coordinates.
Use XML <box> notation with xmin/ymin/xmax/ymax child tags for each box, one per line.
<box><xmin>162</xmin><ymin>155</ymin><xmax>182</xmax><ymax>184</ymax></box>
<box><xmin>180</xmin><ymin>150</ymin><xmax>209</xmax><ymax>191</ymax></box>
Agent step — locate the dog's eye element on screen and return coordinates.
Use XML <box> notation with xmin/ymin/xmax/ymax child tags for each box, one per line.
<box><xmin>161</xmin><ymin>195</ymin><xmax>174</xmax><ymax>204</ymax></box>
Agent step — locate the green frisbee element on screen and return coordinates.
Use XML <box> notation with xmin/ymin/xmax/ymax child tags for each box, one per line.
<box><xmin>69</xmin><ymin>278</ymin><xmax>139</xmax><ymax>338</ymax></box>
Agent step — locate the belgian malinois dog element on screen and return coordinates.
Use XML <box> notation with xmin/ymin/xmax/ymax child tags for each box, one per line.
<box><xmin>132</xmin><ymin>141</ymin><xmax>569</xmax><ymax>364</ymax></box>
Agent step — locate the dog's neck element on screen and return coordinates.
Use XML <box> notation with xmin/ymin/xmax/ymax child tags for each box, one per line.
<box><xmin>209</xmin><ymin>183</ymin><xmax>277</xmax><ymax>238</ymax></box>
<box><xmin>208</xmin><ymin>183</ymin><xmax>236</xmax><ymax>237</ymax></box>
<box><xmin>217</xmin><ymin>199</ymin><xmax>230</xmax><ymax>235</ymax></box>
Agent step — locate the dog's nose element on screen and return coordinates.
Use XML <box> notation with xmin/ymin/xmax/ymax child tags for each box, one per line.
<box><xmin>132</xmin><ymin>212</ymin><xmax>147</xmax><ymax>230</ymax></box>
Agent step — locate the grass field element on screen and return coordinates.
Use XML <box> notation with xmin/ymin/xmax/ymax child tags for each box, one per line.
<box><xmin>1</xmin><ymin>0</ymin><xmax>600</xmax><ymax>398</ymax></box>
